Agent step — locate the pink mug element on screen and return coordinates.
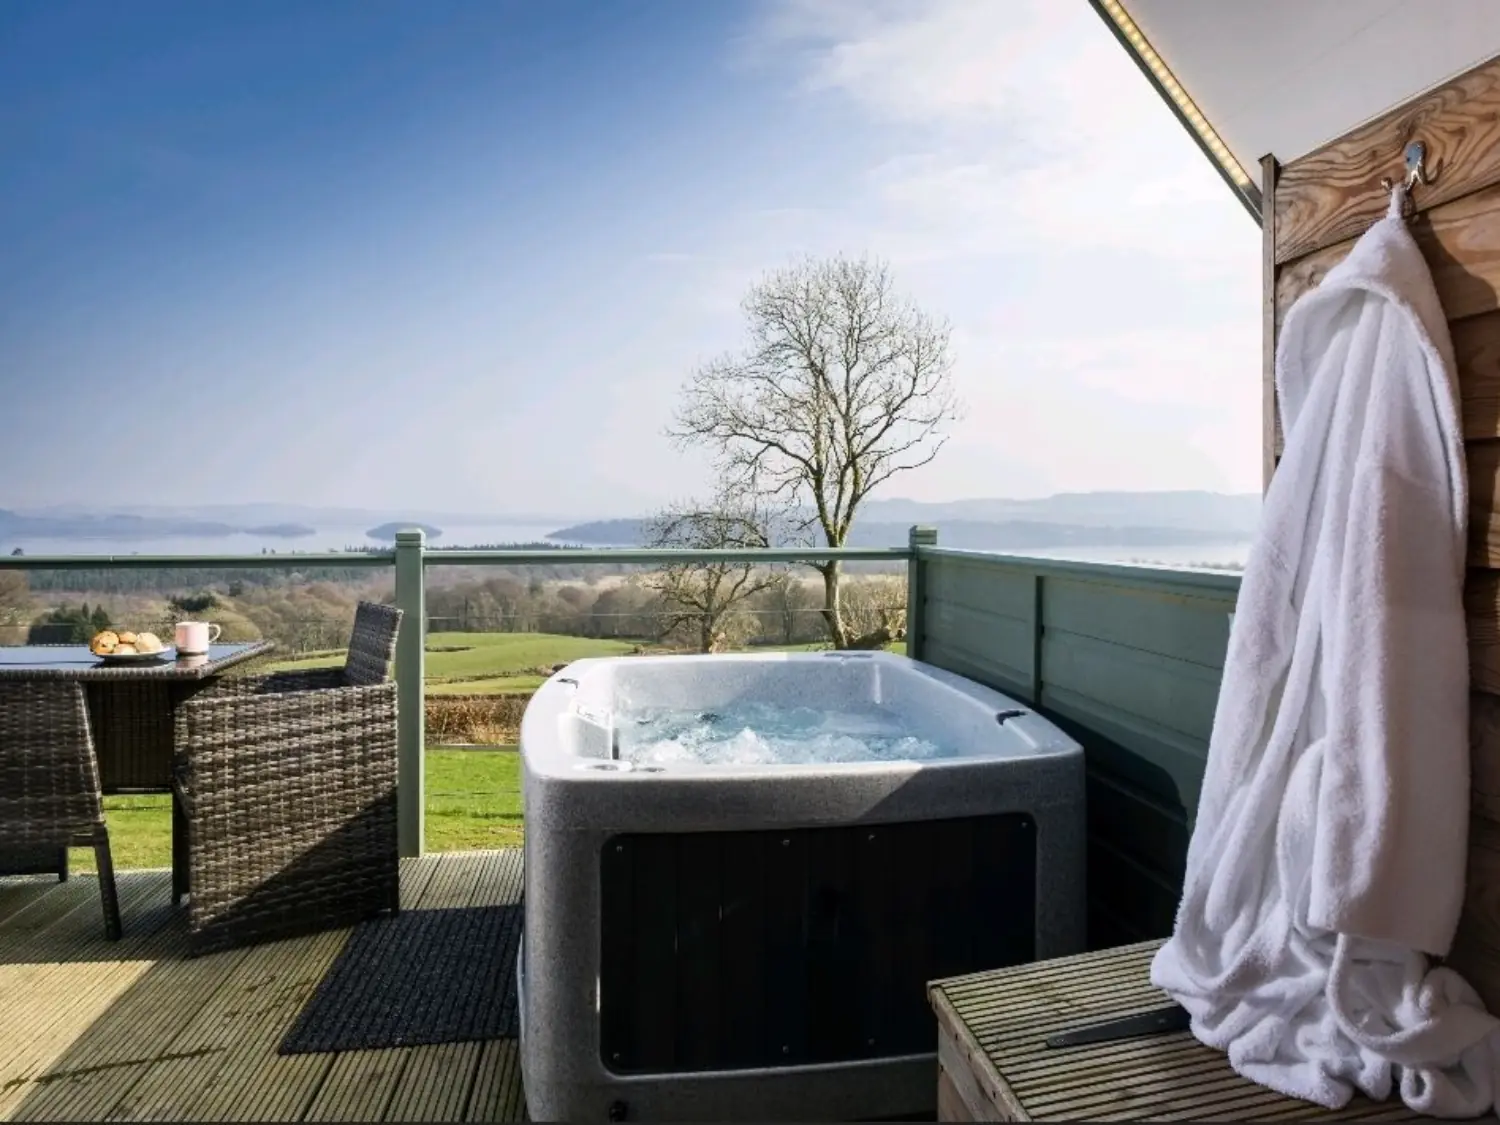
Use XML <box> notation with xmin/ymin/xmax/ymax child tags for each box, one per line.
<box><xmin>174</xmin><ymin>621</ymin><xmax>222</xmax><ymax>655</ymax></box>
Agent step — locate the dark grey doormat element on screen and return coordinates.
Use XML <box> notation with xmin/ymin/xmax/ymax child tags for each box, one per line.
<box><xmin>279</xmin><ymin>902</ymin><xmax>523</xmax><ymax>1054</ymax></box>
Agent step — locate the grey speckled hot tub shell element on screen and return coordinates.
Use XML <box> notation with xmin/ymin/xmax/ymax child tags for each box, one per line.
<box><xmin>517</xmin><ymin>650</ymin><xmax>1086</xmax><ymax>1123</ymax></box>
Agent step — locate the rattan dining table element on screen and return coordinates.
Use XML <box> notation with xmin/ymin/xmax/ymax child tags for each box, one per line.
<box><xmin>0</xmin><ymin>641</ymin><xmax>275</xmax><ymax>880</ymax></box>
<box><xmin>0</xmin><ymin>641</ymin><xmax>276</xmax><ymax>789</ymax></box>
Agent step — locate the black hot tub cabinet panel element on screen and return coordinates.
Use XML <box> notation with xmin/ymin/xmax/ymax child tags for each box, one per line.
<box><xmin>598</xmin><ymin>812</ymin><xmax>1037</xmax><ymax>1074</ymax></box>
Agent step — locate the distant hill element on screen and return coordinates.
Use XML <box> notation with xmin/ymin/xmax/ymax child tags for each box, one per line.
<box><xmin>549</xmin><ymin>517</ymin><xmax>1250</xmax><ymax>551</ymax></box>
<box><xmin>0</xmin><ymin>508</ymin><xmax>241</xmax><ymax>540</ymax></box>
<box><xmin>5</xmin><ymin>492</ymin><xmax>1259</xmax><ymax>550</ymax></box>
<box><xmin>0</xmin><ymin>509</ymin><xmax>316</xmax><ymax>542</ymax></box>
<box><xmin>14</xmin><ymin>503</ymin><xmax>580</xmax><ymax>528</ymax></box>
<box><xmin>548</xmin><ymin>491</ymin><xmax>1260</xmax><ymax>550</ymax></box>
<box><xmin>546</xmin><ymin>519</ymin><xmax>643</xmax><ymax>547</ymax></box>
<box><xmin>858</xmin><ymin>491</ymin><xmax>1261</xmax><ymax>534</ymax></box>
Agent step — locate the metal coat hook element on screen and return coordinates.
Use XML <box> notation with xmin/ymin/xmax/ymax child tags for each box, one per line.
<box><xmin>1381</xmin><ymin>141</ymin><xmax>1433</xmax><ymax>194</ymax></box>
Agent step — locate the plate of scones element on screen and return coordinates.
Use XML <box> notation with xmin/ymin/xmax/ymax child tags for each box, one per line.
<box><xmin>89</xmin><ymin>629</ymin><xmax>171</xmax><ymax>663</ymax></box>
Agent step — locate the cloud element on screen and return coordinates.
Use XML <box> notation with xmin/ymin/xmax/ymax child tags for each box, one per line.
<box><xmin>731</xmin><ymin>0</ymin><xmax>1264</xmax><ymax>497</ymax></box>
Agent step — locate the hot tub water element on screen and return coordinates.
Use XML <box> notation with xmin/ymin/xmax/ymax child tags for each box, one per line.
<box><xmin>615</xmin><ymin>700</ymin><xmax>945</xmax><ymax>766</ymax></box>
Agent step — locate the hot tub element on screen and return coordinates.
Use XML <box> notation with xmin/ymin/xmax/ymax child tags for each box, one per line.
<box><xmin>517</xmin><ymin>650</ymin><xmax>1085</xmax><ymax>1123</ymax></box>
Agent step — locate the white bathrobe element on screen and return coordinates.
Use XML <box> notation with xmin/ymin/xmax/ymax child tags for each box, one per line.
<box><xmin>1150</xmin><ymin>190</ymin><xmax>1500</xmax><ymax>1116</ymax></box>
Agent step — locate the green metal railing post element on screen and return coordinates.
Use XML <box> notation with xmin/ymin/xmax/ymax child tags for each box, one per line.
<box><xmin>394</xmin><ymin>530</ymin><xmax>426</xmax><ymax>857</ymax></box>
<box><xmin>906</xmin><ymin>525</ymin><xmax>938</xmax><ymax>661</ymax></box>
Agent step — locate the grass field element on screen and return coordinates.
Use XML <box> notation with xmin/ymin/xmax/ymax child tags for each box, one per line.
<box><xmin>268</xmin><ymin>631</ymin><xmax>644</xmax><ymax>695</ymax></box>
<box><xmin>74</xmin><ymin>749</ymin><xmax>523</xmax><ymax>872</ymax></box>
<box><xmin>267</xmin><ymin>631</ymin><xmax>901</xmax><ymax>696</ymax></box>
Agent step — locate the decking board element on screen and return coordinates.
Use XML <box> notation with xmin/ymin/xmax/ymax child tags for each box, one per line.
<box><xmin>0</xmin><ymin>851</ymin><xmax>528</xmax><ymax>1123</ymax></box>
<box><xmin>929</xmin><ymin>941</ymin><xmax>1432</xmax><ymax>1121</ymax></box>
<box><xmin>300</xmin><ymin>849</ymin><xmax>502</xmax><ymax>1123</ymax></box>
<box><xmin>464</xmin><ymin>1041</ymin><xmax>525</xmax><ymax>1124</ymax></box>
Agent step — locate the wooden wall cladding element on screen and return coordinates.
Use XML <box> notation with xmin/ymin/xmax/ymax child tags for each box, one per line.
<box><xmin>1451</xmin><ymin>690</ymin><xmax>1500</xmax><ymax>1006</ymax></box>
<box><xmin>1454</xmin><ymin>312</ymin><xmax>1500</xmax><ymax>438</ymax></box>
<box><xmin>1274</xmin><ymin>181</ymin><xmax>1500</xmax><ymax>332</ymax></box>
<box><xmin>1268</xmin><ymin>50</ymin><xmax>1500</xmax><ymax>1013</ymax></box>
<box><xmin>1273</xmin><ymin>55</ymin><xmax>1500</xmax><ymax>265</ymax></box>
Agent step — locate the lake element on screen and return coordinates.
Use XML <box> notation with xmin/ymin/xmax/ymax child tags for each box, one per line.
<box><xmin>0</xmin><ymin>523</ymin><xmax>605</xmax><ymax>558</ymax></box>
<box><xmin>0</xmin><ymin>525</ymin><xmax>1251</xmax><ymax>572</ymax></box>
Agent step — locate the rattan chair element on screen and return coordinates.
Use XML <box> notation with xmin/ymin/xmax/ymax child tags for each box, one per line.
<box><xmin>172</xmin><ymin>601</ymin><xmax>403</xmax><ymax>956</ymax></box>
<box><xmin>0</xmin><ymin>681</ymin><xmax>121</xmax><ymax>939</ymax></box>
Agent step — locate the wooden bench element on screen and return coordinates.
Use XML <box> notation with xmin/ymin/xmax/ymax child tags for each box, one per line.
<box><xmin>927</xmin><ymin>939</ymin><xmax>1433</xmax><ymax>1121</ymax></box>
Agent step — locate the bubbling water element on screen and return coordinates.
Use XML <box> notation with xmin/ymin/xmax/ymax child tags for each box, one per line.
<box><xmin>612</xmin><ymin>700</ymin><xmax>949</xmax><ymax>766</ymax></box>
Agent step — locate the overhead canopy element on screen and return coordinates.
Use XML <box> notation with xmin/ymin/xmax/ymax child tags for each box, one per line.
<box><xmin>1093</xmin><ymin>0</ymin><xmax>1500</xmax><ymax>221</ymax></box>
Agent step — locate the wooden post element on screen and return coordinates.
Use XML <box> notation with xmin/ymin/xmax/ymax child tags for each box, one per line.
<box><xmin>394</xmin><ymin>529</ymin><xmax>426</xmax><ymax>858</ymax></box>
<box><xmin>906</xmin><ymin>526</ymin><xmax>938</xmax><ymax>661</ymax></box>
<box><xmin>1261</xmin><ymin>153</ymin><xmax>1280</xmax><ymax>493</ymax></box>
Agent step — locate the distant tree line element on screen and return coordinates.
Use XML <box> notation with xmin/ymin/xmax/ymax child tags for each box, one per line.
<box><xmin>423</xmin><ymin>570</ymin><xmax>904</xmax><ymax>650</ymax></box>
<box><xmin>0</xmin><ymin>561</ymin><xmax>905</xmax><ymax>656</ymax></box>
<box><xmin>13</xmin><ymin>542</ymin><xmax>651</xmax><ymax>595</ymax></box>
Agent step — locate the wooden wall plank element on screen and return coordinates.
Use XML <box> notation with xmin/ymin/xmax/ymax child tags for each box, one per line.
<box><xmin>1276</xmin><ymin>181</ymin><xmax>1500</xmax><ymax>334</ymax></box>
<box><xmin>1470</xmin><ymin>442</ymin><xmax>1500</xmax><ymax>568</ymax></box>
<box><xmin>1471</xmin><ymin>670</ymin><xmax>1500</xmax><ymax>1013</ymax></box>
<box><xmin>1273</xmin><ymin>237</ymin><xmax>1349</xmax><ymax>334</ymax></box>
<box><xmin>1456</xmin><ymin>311</ymin><xmax>1500</xmax><ymax>439</ymax></box>
<box><xmin>1451</xmin><ymin>814</ymin><xmax>1500</xmax><ymax>1004</ymax></box>
<box><xmin>1468</xmin><ymin>571</ymin><xmax>1500</xmax><ymax>695</ymax></box>
<box><xmin>1274</xmin><ymin>53</ymin><xmax>1500</xmax><ymax>265</ymax></box>
<box><xmin>1472</xmin><ymin>691</ymin><xmax>1500</xmax><ymax>824</ymax></box>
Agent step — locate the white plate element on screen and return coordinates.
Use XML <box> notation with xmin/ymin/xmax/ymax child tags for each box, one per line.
<box><xmin>93</xmin><ymin>648</ymin><xmax>174</xmax><ymax>665</ymax></box>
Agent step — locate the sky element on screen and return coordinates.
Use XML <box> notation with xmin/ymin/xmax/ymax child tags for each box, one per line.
<box><xmin>0</xmin><ymin>0</ymin><xmax>1261</xmax><ymax>520</ymax></box>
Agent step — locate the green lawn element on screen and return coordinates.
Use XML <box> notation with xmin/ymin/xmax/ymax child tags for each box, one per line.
<box><xmin>427</xmin><ymin>675</ymin><xmax>547</xmax><ymax>695</ymax></box>
<box><xmin>74</xmin><ymin>748</ymin><xmax>523</xmax><ymax>873</ymax></box>
<box><xmin>268</xmin><ymin>631</ymin><xmax>642</xmax><ymax>694</ymax></box>
<box><xmin>266</xmin><ymin>631</ymin><xmax>902</xmax><ymax>692</ymax></box>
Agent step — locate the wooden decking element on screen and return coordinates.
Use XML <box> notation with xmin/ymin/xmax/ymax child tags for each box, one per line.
<box><xmin>0</xmin><ymin>851</ymin><xmax>527</xmax><ymax>1122</ymax></box>
<box><xmin>929</xmin><ymin>941</ymin><xmax>1428</xmax><ymax>1122</ymax></box>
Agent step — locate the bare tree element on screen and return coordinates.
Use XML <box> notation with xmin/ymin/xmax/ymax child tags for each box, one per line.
<box><xmin>0</xmin><ymin>570</ymin><xmax>30</xmax><ymax>645</ymax></box>
<box><xmin>641</xmin><ymin>496</ymin><xmax>776</xmax><ymax>653</ymax></box>
<box><xmin>838</xmin><ymin>574</ymin><xmax>908</xmax><ymax>650</ymax></box>
<box><xmin>760</xmin><ymin>568</ymin><xmax>821</xmax><ymax>645</ymax></box>
<box><xmin>671</xmin><ymin>253</ymin><xmax>960</xmax><ymax>647</ymax></box>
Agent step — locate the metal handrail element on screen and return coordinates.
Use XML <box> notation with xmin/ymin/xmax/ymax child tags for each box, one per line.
<box><xmin>1</xmin><ymin>545</ymin><xmax>910</xmax><ymax>570</ymax></box>
<box><xmin>0</xmin><ymin>552</ymin><xmax>393</xmax><ymax>570</ymax></box>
